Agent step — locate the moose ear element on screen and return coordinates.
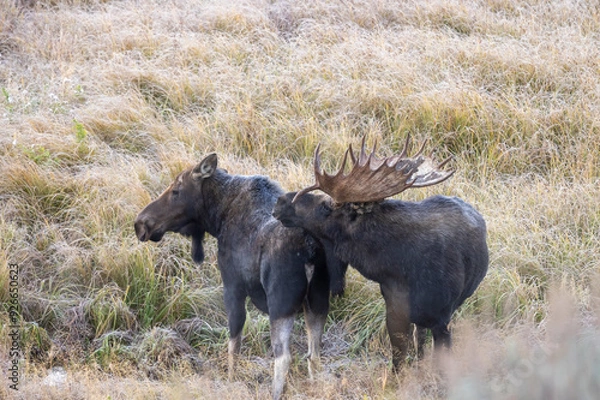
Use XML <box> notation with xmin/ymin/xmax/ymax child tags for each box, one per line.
<box><xmin>192</xmin><ymin>153</ymin><xmax>217</xmax><ymax>181</ymax></box>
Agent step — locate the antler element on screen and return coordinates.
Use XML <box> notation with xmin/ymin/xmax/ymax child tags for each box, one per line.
<box><xmin>292</xmin><ymin>136</ymin><xmax>454</xmax><ymax>204</ymax></box>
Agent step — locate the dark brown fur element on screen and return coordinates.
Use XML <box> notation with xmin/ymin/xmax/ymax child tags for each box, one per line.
<box><xmin>135</xmin><ymin>154</ymin><xmax>346</xmax><ymax>399</ymax></box>
<box><xmin>273</xmin><ymin>192</ymin><xmax>488</xmax><ymax>367</ymax></box>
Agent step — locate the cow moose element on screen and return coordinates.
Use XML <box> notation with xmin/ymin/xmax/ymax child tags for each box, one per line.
<box><xmin>273</xmin><ymin>137</ymin><xmax>489</xmax><ymax>367</ymax></box>
<box><xmin>134</xmin><ymin>153</ymin><xmax>347</xmax><ymax>399</ymax></box>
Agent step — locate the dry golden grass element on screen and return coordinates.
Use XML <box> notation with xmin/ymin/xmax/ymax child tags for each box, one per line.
<box><xmin>1</xmin><ymin>0</ymin><xmax>600</xmax><ymax>398</ymax></box>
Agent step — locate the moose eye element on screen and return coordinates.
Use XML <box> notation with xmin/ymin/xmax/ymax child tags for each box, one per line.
<box><xmin>318</xmin><ymin>202</ymin><xmax>332</xmax><ymax>217</ymax></box>
<box><xmin>172</xmin><ymin>188</ymin><xmax>180</xmax><ymax>197</ymax></box>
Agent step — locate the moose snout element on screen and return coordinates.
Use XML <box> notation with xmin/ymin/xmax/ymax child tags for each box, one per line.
<box><xmin>272</xmin><ymin>195</ymin><xmax>289</xmax><ymax>220</ymax></box>
<box><xmin>272</xmin><ymin>204</ymin><xmax>282</xmax><ymax>220</ymax></box>
<box><xmin>272</xmin><ymin>195</ymin><xmax>297</xmax><ymax>228</ymax></box>
<box><xmin>134</xmin><ymin>215</ymin><xmax>154</xmax><ymax>242</ymax></box>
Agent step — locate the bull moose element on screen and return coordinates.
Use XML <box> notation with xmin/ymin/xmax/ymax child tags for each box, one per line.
<box><xmin>273</xmin><ymin>137</ymin><xmax>489</xmax><ymax>367</ymax></box>
<box><xmin>134</xmin><ymin>153</ymin><xmax>347</xmax><ymax>399</ymax></box>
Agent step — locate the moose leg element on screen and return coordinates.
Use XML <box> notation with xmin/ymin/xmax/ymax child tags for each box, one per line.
<box><xmin>224</xmin><ymin>287</ymin><xmax>246</xmax><ymax>381</ymax></box>
<box><xmin>228</xmin><ymin>335</ymin><xmax>241</xmax><ymax>381</ymax></box>
<box><xmin>431</xmin><ymin>324</ymin><xmax>451</xmax><ymax>351</ymax></box>
<box><xmin>380</xmin><ymin>285</ymin><xmax>412</xmax><ymax>369</ymax></box>
<box><xmin>303</xmin><ymin>304</ymin><xmax>326</xmax><ymax>379</ymax></box>
<box><xmin>270</xmin><ymin>316</ymin><xmax>295</xmax><ymax>400</ymax></box>
<box><xmin>304</xmin><ymin>261</ymin><xmax>330</xmax><ymax>379</ymax></box>
<box><xmin>414</xmin><ymin>325</ymin><xmax>427</xmax><ymax>360</ymax></box>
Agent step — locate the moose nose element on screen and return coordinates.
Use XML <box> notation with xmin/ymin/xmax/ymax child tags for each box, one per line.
<box><xmin>272</xmin><ymin>207</ymin><xmax>280</xmax><ymax>219</ymax></box>
<box><xmin>272</xmin><ymin>195</ymin><xmax>288</xmax><ymax>218</ymax></box>
<box><xmin>134</xmin><ymin>215</ymin><xmax>154</xmax><ymax>242</ymax></box>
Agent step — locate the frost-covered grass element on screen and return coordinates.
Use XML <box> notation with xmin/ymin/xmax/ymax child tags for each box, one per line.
<box><xmin>1</xmin><ymin>0</ymin><xmax>599</xmax><ymax>398</ymax></box>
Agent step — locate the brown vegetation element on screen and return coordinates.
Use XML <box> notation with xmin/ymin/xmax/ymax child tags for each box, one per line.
<box><xmin>1</xmin><ymin>0</ymin><xmax>599</xmax><ymax>398</ymax></box>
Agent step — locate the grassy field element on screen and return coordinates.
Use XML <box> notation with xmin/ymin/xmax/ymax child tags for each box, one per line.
<box><xmin>1</xmin><ymin>0</ymin><xmax>600</xmax><ymax>398</ymax></box>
